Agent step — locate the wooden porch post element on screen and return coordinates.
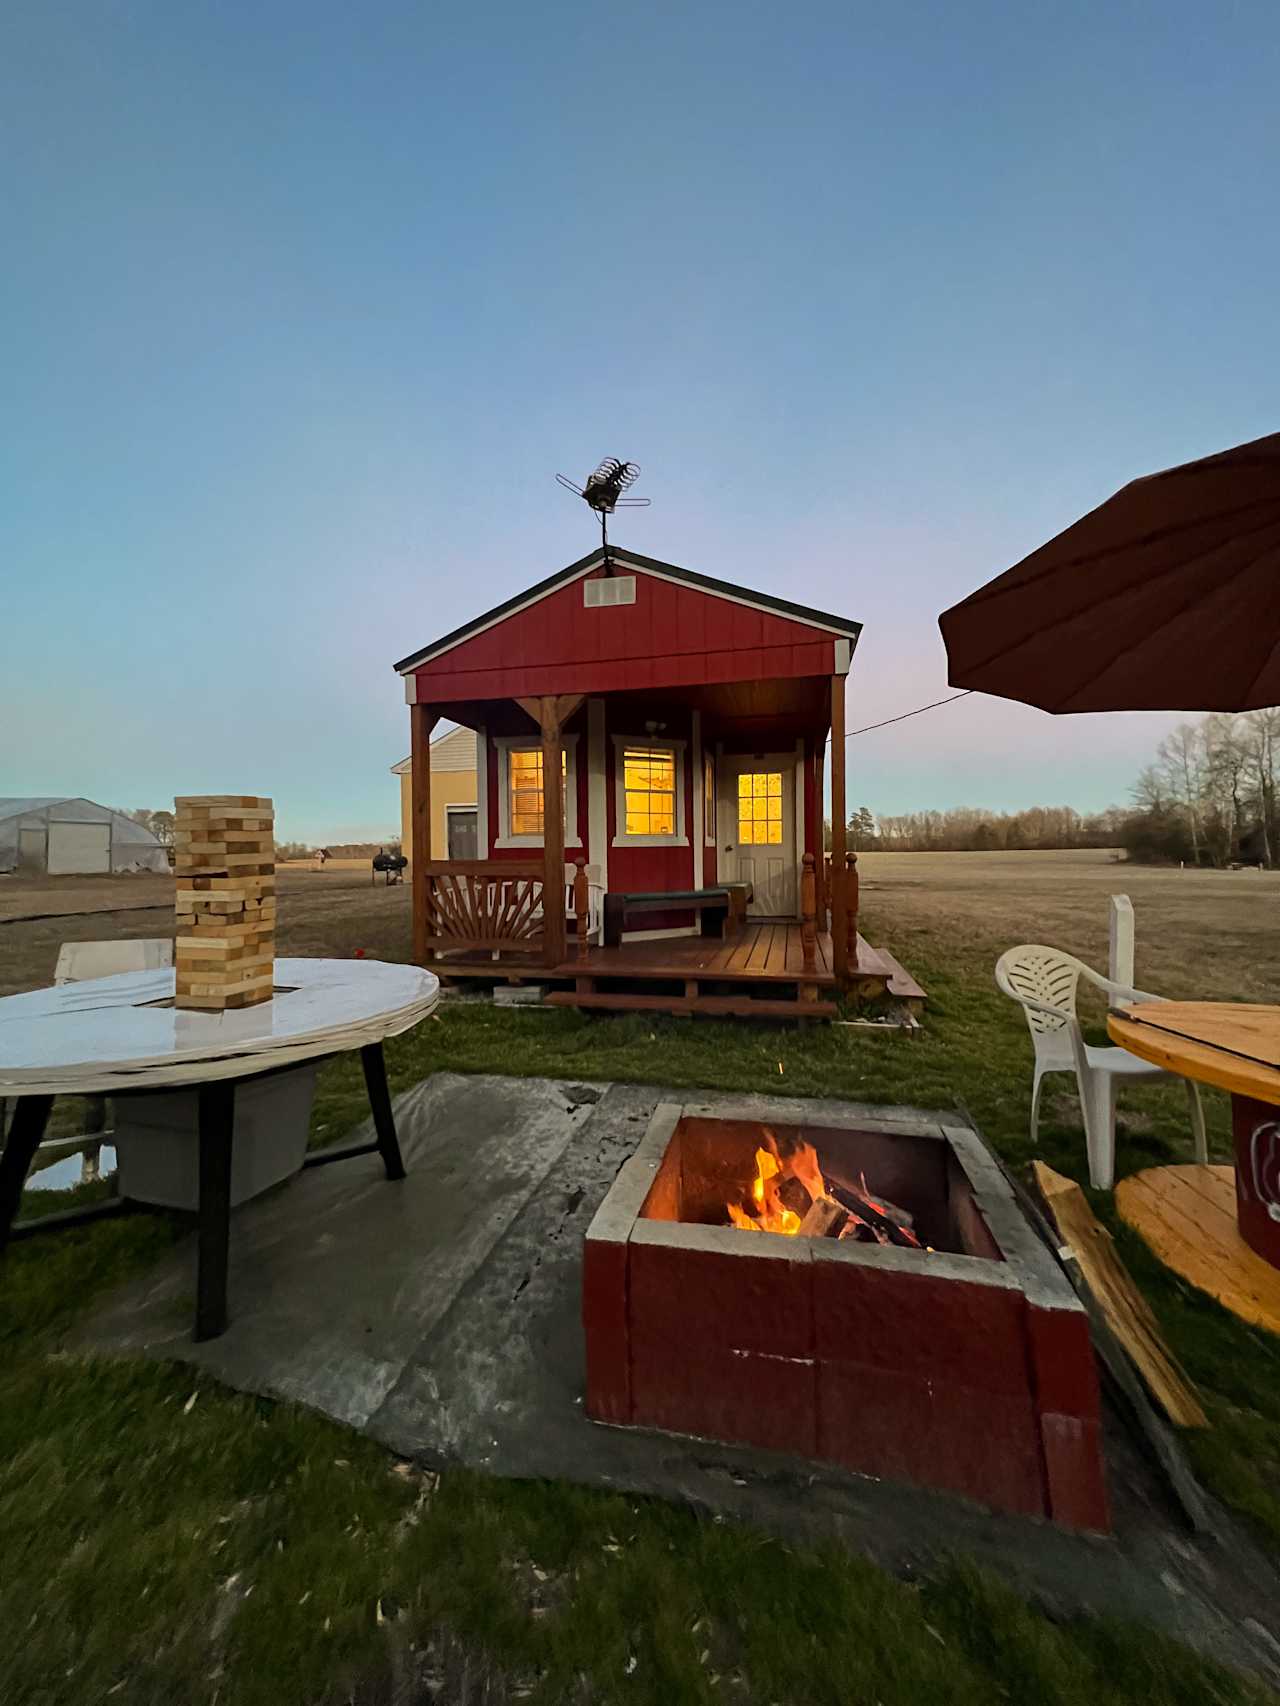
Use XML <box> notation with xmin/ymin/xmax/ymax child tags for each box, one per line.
<box><xmin>516</xmin><ymin>693</ymin><xmax>585</xmax><ymax>971</ymax></box>
<box><xmin>830</xmin><ymin>673</ymin><xmax>849</xmax><ymax>985</ymax></box>
<box><xmin>541</xmin><ymin>698</ymin><xmax>566</xmax><ymax>969</ymax></box>
<box><xmin>814</xmin><ymin>738</ymin><xmax>827</xmax><ymax>930</ymax></box>
<box><xmin>410</xmin><ymin>701</ymin><xmax>439</xmax><ymax>967</ymax></box>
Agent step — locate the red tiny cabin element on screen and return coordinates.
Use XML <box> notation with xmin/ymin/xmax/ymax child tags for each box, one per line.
<box><xmin>393</xmin><ymin>545</ymin><xmax>905</xmax><ymax>1018</ymax></box>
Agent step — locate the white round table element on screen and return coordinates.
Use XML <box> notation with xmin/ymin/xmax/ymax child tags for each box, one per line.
<box><xmin>0</xmin><ymin>959</ymin><xmax>440</xmax><ymax>1338</ymax></box>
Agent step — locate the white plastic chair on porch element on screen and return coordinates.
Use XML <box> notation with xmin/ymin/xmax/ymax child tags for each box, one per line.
<box><xmin>564</xmin><ymin>863</ymin><xmax>603</xmax><ymax>945</ymax></box>
<box><xmin>995</xmin><ymin>944</ymin><xmax>1208</xmax><ymax>1191</ymax></box>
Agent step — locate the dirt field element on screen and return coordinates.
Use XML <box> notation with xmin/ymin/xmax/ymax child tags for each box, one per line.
<box><xmin>0</xmin><ymin>868</ymin><xmax>413</xmax><ymax>998</ymax></box>
<box><xmin>856</xmin><ymin>847</ymin><xmax>1280</xmax><ymax>1006</ymax></box>
<box><xmin>3</xmin><ymin>848</ymin><xmax>1275</xmax><ymax>1003</ymax></box>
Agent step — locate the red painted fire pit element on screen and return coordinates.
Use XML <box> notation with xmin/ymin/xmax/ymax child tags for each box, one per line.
<box><xmin>583</xmin><ymin>1102</ymin><xmax>1108</xmax><ymax>1531</ymax></box>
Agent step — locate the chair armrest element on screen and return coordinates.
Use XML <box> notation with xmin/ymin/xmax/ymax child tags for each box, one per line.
<box><xmin>1078</xmin><ymin>963</ymin><xmax>1166</xmax><ymax>1007</ymax></box>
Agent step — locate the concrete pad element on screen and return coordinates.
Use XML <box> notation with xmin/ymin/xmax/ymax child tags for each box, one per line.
<box><xmin>83</xmin><ymin>1073</ymin><xmax>604</xmax><ymax>1429</ymax></box>
<box><xmin>79</xmin><ymin>1076</ymin><xmax>1280</xmax><ymax>1684</ymax></box>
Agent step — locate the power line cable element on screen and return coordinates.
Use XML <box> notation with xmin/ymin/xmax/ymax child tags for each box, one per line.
<box><xmin>824</xmin><ymin>690</ymin><xmax>974</xmax><ymax>748</ymax></box>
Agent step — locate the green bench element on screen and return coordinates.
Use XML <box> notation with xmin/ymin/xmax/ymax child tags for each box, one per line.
<box><xmin>601</xmin><ymin>885</ymin><xmax>749</xmax><ymax>948</ymax></box>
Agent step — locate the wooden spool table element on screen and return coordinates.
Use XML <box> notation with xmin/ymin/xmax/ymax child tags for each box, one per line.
<box><xmin>1107</xmin><ymin>1002</ymin><xmax>1280</xmax><ymax>1333</ymax></box>
<box><xmin>0</xmin><ymin>958</ymin><xmax>439</xmax><ymax>1341</ymax></box>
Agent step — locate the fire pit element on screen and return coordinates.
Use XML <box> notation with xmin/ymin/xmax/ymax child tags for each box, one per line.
<box><xmin>584</xmin><ymin>1102</ymin><xmax>1109</xmax><ymax>1531</ymax></box>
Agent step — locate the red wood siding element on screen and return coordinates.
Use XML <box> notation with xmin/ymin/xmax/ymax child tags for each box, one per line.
<box><xmin>413</xmin><ymin>568</ymin><xmax>837</xmax><ymax>703</ymax></box>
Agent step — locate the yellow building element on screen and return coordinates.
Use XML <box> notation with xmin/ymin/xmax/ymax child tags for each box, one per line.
<box><xmin>392</xmin><ymin>725</ymin><xmax>479</xmax><ymax>862</ymax></box>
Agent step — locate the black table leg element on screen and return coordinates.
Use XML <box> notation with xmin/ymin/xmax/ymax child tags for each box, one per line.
<box><xmin>0</xmin><ymin>1095</ymin><xmax>53</xmax><ymax>1253</ymax></box>
<box><xmin>195</xmin><ymin>1080</ymin><xmax>235</xmax><ymax>1341</ymax></box>
<box><xmin>360</xmin><ymin>1043</ymin><xmax>406</xmax><ymax>1180</ymax></box>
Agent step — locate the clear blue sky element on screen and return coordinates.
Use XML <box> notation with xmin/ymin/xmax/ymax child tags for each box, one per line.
<box><xmin>4</xmin><ymin>2</ymin><xmax>1277</xmax><ymax>841</ymax></box>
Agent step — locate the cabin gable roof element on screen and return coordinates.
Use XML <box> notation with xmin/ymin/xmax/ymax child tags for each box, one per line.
<box><xmin>392</xmin><ymin>546</ymin><xmax>861</xmax><ymax>677</ymax></box>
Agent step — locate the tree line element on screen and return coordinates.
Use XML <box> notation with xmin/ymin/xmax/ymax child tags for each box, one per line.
<box><xmin>843</xmin><ymin>708</ymin><xmax>1280</xmax><ymax>866</ymax></box>
<box><xmin>850</xmin><ymin>804</ymin><xmax>1126</xmax><ymax>854</ymax></box>
<box><xmin>1129</xmin><ymin>710</ymin><xmax>1279</xmax><ymax>866</ymax></box>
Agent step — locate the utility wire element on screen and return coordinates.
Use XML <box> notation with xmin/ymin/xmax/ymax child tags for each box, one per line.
<box><xmin>824</xmin><ymin>689</ymin><xmax>973</xmax><ymax>748</ymax></box>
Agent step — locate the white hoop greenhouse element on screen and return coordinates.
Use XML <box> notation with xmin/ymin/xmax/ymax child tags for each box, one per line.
<box><xmin>0</xmin><ymin>798</ymin><xmax>169</xmax><ymax>875</ymax></box>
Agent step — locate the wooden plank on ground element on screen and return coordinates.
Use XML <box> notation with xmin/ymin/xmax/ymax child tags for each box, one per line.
<box><xmin>1116</xmin><ymin>1164</ymin><xmax>1280</xmax><ymax>1337</ymax></box>
<box><xmin>1034</xmin><ymin>1162</ymin><xmax>1207</xmax><ymax>1428</ymax></box>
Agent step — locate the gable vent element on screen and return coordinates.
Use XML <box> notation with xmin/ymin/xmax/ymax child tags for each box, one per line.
<box><xmin>584</xmin><ymin>575</ymin><xmax>636</xmax><ymax>609</ymax></box>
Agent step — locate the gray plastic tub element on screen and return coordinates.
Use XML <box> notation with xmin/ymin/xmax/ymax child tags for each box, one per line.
<box><xmin>113</xmin><ymin>1064</ymin><xmax>319</xmax><ymax>1210</ymax></box>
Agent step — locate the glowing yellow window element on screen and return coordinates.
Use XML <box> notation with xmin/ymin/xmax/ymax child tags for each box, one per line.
<box><xmin>508</xmin><ymin>748</ymin><xmax>567</xmax><ymax>836</ymax></box>
<box><xmin>737</xmin><ymin>771</ymin><xmax>783</xmax><ymax>845</ymax></box>
<box><xmin>623</xmin><ymin>746</ymin><xmax>676</xmax><ymax>837</ymax></box>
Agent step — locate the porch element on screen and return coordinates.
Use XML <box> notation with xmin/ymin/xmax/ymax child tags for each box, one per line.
<box><xmin>417</xmin><ymin>858</ymin><xmax>925</xmax><ymax>1019</ymax></box>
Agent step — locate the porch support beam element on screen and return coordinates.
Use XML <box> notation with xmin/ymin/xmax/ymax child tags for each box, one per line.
<box><xmin>830</xmin><ymin>674</ymin><xmax>849</xmax><ymax>985</ymax></box>
<box><xmin>410</xmin><ymin>701</ymin><xmax>440</xmax><ymax>966</ymax></box>
<box><xmin>814</xmin><ymin>736</ymin><xmax>827</xmax><ymax>930</ymax></box>
<box><xmin>520</xmin><ymin>694</ymin><xmax>584</xmax><ymax>969</ymax></box>
<box><xmin>515</xmin><ymin>693</ymin><xmax>585</xmax><ymax>732</ymax></box>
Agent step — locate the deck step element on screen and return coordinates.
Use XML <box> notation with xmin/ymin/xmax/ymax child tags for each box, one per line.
<box><xmin>544</xmin><ymin>991</ymin><xmax>837</xmax><ymax>1020</ymax></box>
<box><xmin>853</xmin><ymin>933</ymin><xmax>893</xmax><ymax>979</ymax></box>
<box><xmin>874</xmin><ymin>948</ymin><xmax>928</xmax><ymax>1004</ymax></box>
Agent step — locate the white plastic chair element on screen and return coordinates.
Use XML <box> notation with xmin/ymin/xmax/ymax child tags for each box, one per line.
<box><xmin>564</xmin><ymin>862</ymin><xmax>603</xmax><ymax>944</ymax></box>
<box><xmin>55</xmin><ymin>938</ymin><xmax>173</xmax><ymax>985</ymax></box>
<box><xmin>52</xmin><ymin>939</ymin><xmax>173</xmax><ymax>1181</ymax></box>
<box><xmin>995</xmin><ymin>943</ymin><xmax>1207</xmax><ymax>1191</ymax></box>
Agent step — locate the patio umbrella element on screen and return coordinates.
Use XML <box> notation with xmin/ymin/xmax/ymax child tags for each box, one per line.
<box><xmin>938</xmin><ymin>432</ymin><xmax>1280</xmax><ymax>712</ymax></box>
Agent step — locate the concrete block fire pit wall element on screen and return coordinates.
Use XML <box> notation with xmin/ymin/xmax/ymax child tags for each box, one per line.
<box><xmin>583</xmin><ymin>1102</ymin><xmax>1109</xmax><ymax>1532</ymax></box>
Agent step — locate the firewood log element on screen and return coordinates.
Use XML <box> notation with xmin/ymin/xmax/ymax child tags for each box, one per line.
<box><xmin>798</xmin><ymin>1194</ymin><xmax>851</xmax><ymax>1239</ymax></box>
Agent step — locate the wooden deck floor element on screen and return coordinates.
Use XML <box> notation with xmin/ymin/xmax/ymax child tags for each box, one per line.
<box><xmin>553</xmin><ymin>923</ymin><xmax>844</xmax><ymax>983</ymax></box>
<box><xmin>426</xmin><ymin>922</ymin><xmax>925</xmax><ymax>1021</ymax></box>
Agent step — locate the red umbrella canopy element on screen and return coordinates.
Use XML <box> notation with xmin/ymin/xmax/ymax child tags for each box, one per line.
<box><xmin>938</xmin><ymin>433</ymin><xmax>1280</xmax><ymax>713</ymax></box>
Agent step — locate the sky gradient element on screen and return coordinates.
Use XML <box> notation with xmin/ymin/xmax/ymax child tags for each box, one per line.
<box><xmin>4</xmin><ymin>2</ymin><xmax>1277</xmax><ymax>841</ymax></box>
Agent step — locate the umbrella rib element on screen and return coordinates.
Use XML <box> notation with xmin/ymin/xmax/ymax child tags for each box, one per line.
<box><xmin>968</xmin><ymin>499</ymin><xmax>1279</xmax><ymax>612</ymax></box>
<box><xmin>1055</xmin><ymin>533</ymin><xmax>1280</xmax><ymax>710</ymax></box>
<box><xmin>957</xmin><ymin>510</ymin><xmax>1280</xmax><ymax>679</ymax></box>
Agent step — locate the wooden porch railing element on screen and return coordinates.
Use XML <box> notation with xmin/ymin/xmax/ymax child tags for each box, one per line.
<box><xmin>823</xmin><ymin>852</ymin><xmax>860</xmax><ymax>967</ymax></box>
<box><xmin>419</xmin><ymin>861</ymin><xmax>545</xmax><ymax>956</ymax></box>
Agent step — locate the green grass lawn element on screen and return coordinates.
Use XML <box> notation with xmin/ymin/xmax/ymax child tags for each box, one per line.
<box><xmin>4</xmin><ymin>899</ymin><xmax>1280</xmax><ymax>1704</ymax></box>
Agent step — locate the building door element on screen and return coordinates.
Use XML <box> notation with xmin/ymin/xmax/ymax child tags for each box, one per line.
<box><xmin>718</xmin><ymin>757</ymin><xmax>798</xmax><ymax>917</ymax></box>
<box><xmin>446</xmin><ymin>808</ymin><xmax>478</xmax><ymax>860</ymax></box>
<box><xmin>17</xmin><ymin>825</ymin><xmax>45</xmax><ymax>870</ymax></box>
<box><xmin>47</xmin><ymin>821</ymin><xmax>111</xmax><ymax>875</ymax></box>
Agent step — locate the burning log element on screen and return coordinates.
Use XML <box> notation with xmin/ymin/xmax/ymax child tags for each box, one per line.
<box><xmin>797</xmin><ymin>1193</ymin><xmax>851</xmax><ymax>1239</ymax></box>
<box><xmin>724</xmin><ymin>1134</ymin><xmax>925</xmax><ymax>1250</ymax></box>
<box><xmin>828</xmin><ymin>1180</ymin><xmax>922</xmax><ymax>1248</ymax></box>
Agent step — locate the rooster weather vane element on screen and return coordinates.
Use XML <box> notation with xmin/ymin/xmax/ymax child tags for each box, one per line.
<box><xmin>556</xmin><ymin>458</ymin><xmax>650</xmax><ymax>563</ymax></box>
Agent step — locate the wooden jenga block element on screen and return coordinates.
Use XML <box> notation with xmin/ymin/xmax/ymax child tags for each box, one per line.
<box><xmin>173</xmin><ymin>793</ymin><xmax>276</xmax><ymax>1011</ymax></box>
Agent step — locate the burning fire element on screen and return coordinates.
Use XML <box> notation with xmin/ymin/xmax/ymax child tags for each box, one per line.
<box><xmin>726</xmin><ymin>1128</ymin><xmax>922</xmax><ymax>1247</ymax></box>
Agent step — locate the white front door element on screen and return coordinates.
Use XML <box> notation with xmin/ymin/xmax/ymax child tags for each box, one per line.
<box><xmin>718</xmin><ymin>756</ymin><xmax>798</xmax><ymax>917</ymax></box>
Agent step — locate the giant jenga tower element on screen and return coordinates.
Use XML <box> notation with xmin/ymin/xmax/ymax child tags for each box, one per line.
<box><xmin>173</xmin><ymin>796</ymin><xmax>276</xmax><ymax>1011</ymax></box>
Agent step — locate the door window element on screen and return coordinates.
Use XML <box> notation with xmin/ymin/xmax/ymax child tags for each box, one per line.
<box><xmin>736</xmin><ymin>772</ymin><xmax>783</xmax><ymax>845</ymax></box>
<box><xmin>447</xmin><ymin>809</ymin><xmax>478</xmax><ymax>859</ymax></box>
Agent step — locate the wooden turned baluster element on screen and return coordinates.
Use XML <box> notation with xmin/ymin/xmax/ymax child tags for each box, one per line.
<box><xmin>846</xmin><ymin>852</ymin><xmax>860</xmax><ymax>969</ymax></box>
<box><xmin>801</xmin><ymin>852</ymin><xmax>817</xmax><ymax>973</ymax></box>
<box><xmin>574</xmin><ymin>856</ymin><xmax>589</xmax><ymax>961</ymax></box>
